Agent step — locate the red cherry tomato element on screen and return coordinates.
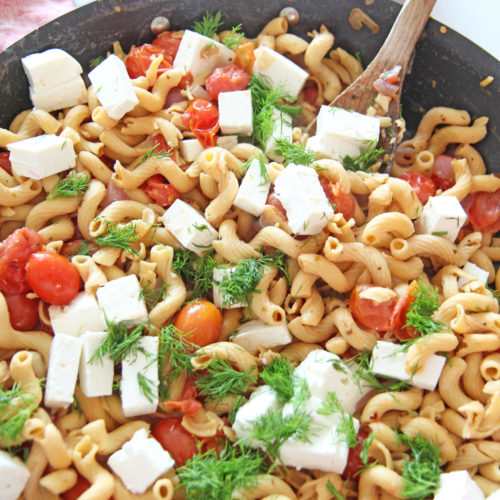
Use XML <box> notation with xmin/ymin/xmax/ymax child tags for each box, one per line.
<box><xmin>302</xmin><ymin>83</ymin><xmax>319</xmax><ymax>107</ymax></box>
<box><xmin>151</xmin><ymin>31</ymin><xmax>183</xmax><ymax>61</ymax></box>
<box><xmin>465</xmin><ymin>190</ymin><xmax>500</xmax><ymax>234</ymax></box>
<box><xmin>0</xmin><ymin>151</ymin><xmax>12</xmax><ymax>174</ymax></box>
<box><xmin>431</xmin><ymin>154</ymin><xmax>455</xmax><ymax>191</ymax></box>
<box><xmin>205</xmin><ymin>63</ymin><xmax>251</xmax><ymax>100</ymax></box>
<box><xmin>399</xmin><ymin>171</ymin><xmax>436</xmax><ymax>205</ymax></box>
<box><xmin>163</xmin><ymin>377</ymin><xmax>202</xmax><ymax>415</ymax></box>
<box><xmin>266</xmin><ymin>190</ymin><xmax>286</xmax><ymax>216</ymax></box>
<box><xmin>174</xmin><ymin>299</ymin><xmax>223</xmax><ymax>347</ymax></box>
<box><xmin>390</xmin><ymin>280</ymin><xmax>418</xmax><ymax>341</ymax></box>
<box><xmin>26</xmin><ymin>252</ymin><xmax>81</xmax><ymax>305</ymax></box>
<box><xmin>153</xmin><ymin>418</ymin><xmax>199</xmax><ymax>466</ymax></box>
<box><xmin>4</xmin><ymin>293</ymin><xmax>39</xmax><ymax>331</ymax></box>
<box><xmin>60</xmin><ymin>239</ymin><xmax>100</xmax><ymax>259</ymax></box>
<box><xmin>126</xmin><ymin>44</ymin><xmax>173</xmax><ymax>79</ymax></box>
<box><xmin>0</xmin><ymin>227</ymin><xmax>44</xmax><ymax>295</ymax></box>
<box><xmin>142</xmin><ymin>174</ymin><xmax>179</xmax><ymax>207</ymax></box>
<box><xmin>181</xmin><ymin>99</ymin><xmax>219</xmax><ymax>148</ymax></box>
<box><xmin>62</xmin><ymin>476</ymin><xmax>91</xmax><ymax>500</ymax></box>
<box><xmin>233</xmin><ymin>43</ymin><xmax>255</xmax><ymax>73</ymax></box>
<box><xmin>152</xmin><ymin>133</ymin><xmax>176</xmax><ymax>162</ymax></box>
<box><xmin>343</xmin><ymin>429</ymin><xmax>374</xmax><ymax>478</ymax></box>
<box><xmin>320</xmin><ymin>178</ymin><xmax>356</xmax><ymax>221</ymax></box>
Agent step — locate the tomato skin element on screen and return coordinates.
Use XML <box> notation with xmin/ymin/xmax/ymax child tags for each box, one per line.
<box><xmin>26</xmin><ymin>252</ymin><xmax>81</xmax><ymax>305</ymax></box>
<box><xmin>126</xmin><ymin>44</ymin><xmax>173</xmax><ymax>79</ymax></box>
<box><xmin>153</xmin><ymin>418</ymin><xmax>199</xmax><ymax>466</ymax></box>
<box><xmin>142</xmin><ymin>174</ymin><xmax>179</xmax><ymax>207</ymax></box>
<box><xmin>343</xmin><ymin>429</ymin><xmax>373</xmax><ymax>479</ymax></box>
<box><xmin>465</xmin><ymin>190</ymin><xmax>500</xmax><ymax>234</ymax></box>
<box><xmin>62</xmin><ymin>476</ymin><xmax>91</xmax><ymax>500</ymax></box>
<box><xmin>60</xmin><ymin>239</ymin><xmax>100</xmax><ymax>259</ymax></box>
<box><xmin>152</xmin><ymin>133</ymin><xmax>176</xmax><ymax>162</ymax></box>
<box><xmin>431</xmin><ymin>154</ymin><xmax>455</xmax><ymax>191</ymax></box>
<box><xmin>0</xmin><ymin>227</ymin><xmax>44</xmax><ymax>295</ymax></box>
<box><xmin>174</xmin><ymin>299</ymin><xmax>223</xmax><ymax>347</ymax></box>
<box><xmin>0</xmin><ymin>151</ymin><xmax>12</xmax><ymax>174</ymax></box>
<box><xmin>5</xmin><ymin>293</ymin><xmax>39</xmax><ymax>331</ymax></box>
<box><xmin>151</xmin><ymin>31</ymin><xmax>182</xmax><ymax>60</ymax></box>
<box><xmin>390</xmin><ymin>280</ymin><xmax>418</xmax><ymax>341</ymax></box>
<box><xmin>205</xmin><ymin>63</ymin><xmax>251</xmax><ymax>100</ymax></box>
<box><xmin>399</xmin><ymin>171</ymin><xmax>436</xmax><ymax>205</ymax></box>
<box><xmin>320</xmin><ymin>178</ymin><xmax>356</xmax><ymax>221</ymax></box>
<box><xmin>181</xmin><ymin>99</ymin><xmax>219</xmax><ymax>148</ymax></box>
<box><xmin>266</xmin><ymin>190</ymin><xmax>286</xmax><ymax>216</ymax></box>
<box><xmin>302</xmin><ymin>84</ymin><xmax>319</xmax><ymax>107</ymax></box>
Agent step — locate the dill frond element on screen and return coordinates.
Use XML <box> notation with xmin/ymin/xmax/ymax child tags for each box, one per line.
<box><xmin>192</xmin><ymin>11</ymin><xmax>223</xmax><ymax>38</ymax></box>
<box><xmin>273</xmin><ymin>138</ymin><xmax>316</xmax><ymax>166</ymax></box>
<box><xmin>47</xmin><ymin>171</ymin><xmax>90</xmax><ymax>199</ymax></box>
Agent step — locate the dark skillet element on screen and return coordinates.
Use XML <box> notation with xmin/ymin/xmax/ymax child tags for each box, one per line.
<box><xmin>0</xmin><ymin>0</ymin><xmax>498</xmax><ymax>171</ymax></box>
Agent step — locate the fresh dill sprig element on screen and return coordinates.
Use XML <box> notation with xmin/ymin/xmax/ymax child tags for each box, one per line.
<box><xmin>47</xmin><ymin>171</ymin><xmax>90</xmax><ymax>199</ymax></box>
<box><xmin>326</xmin><ymin>481</ymin><xmax>346</xmax><ymax>500</ymax></box>
<box><xmin>228</xmin><ymin>395</ymin><xmax>246</xmax><ymax>425</ymax></box>
<box><xmin>192</xmin><ymin>11</ymin><xmax>223</xmax><ymax>38</ymax></box>
<box><xmin>258</xmin><ymin>154</ymin><xmax>270</xmax><ymax>185</ymax></box>
<box><xmin>273</xmin><ymin>138</ymin><xmax>316</xmax><ymax>166</ymax></box>
<box><xmin>317</xmin><ymin>392</ymin><xmax>357</xmax><ymax>448</ymax></box>
<box><xmin>65</xmin><ymin>240</ymin><xmax>96</xmax><ymax>258</ymax></box>
<box><xmin>223</xmin><ymin>23</ymin><xmax>244</xmax><ymax>49</ymax></box>
<box><xmin>342</xmin><ymin>142</ymin><xmax>385</xmax><ymax>172</ymax></box>
<box><xmin>172</xmin><ymin>249</ymin><xmax>217</xmax><ymax>299</ymax></box>
<box><xmin>259</xmin><ymin>357</ymin><xmax>294</xmax><ymax>402</ymax></box>
<box><xmin>95</xmin><ymin>219</ymin><xmax>140</xmax><ymax>257</ymax></box>
<box><xmin>71</xmin><ymin>394</ymin><xmax>82</xmax><ymax>417</ymax></box>
<box><xmin>139</xmin><ymin>281</ymin><xmax>168</xmax><ymax>309</ymax></box>
<box><xmin>136</xmin><ymin>143</ymin><xmax>172</xmax><ymax>167</ymax></box>
<box><xmin>137</xmin><ymin>373</ymin><xmax>156</xmax><ymax>403</ymax></box>
<box><xmin>177</xmin><ymin>442</ymin><xmax>267</xmax><ymax>500</ymax></box>
<box><xmin>89</xmin><ymin>55</ymin><xmax>104</xmax><ymax>69</ymax></box>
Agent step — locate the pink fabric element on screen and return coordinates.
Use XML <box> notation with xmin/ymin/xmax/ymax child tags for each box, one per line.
<box><xmin>0</xmin><ymin>0</ymin><xmax>75</xmax><ymax>51</ymax></box>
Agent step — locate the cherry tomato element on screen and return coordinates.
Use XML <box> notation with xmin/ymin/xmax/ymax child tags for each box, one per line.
<box><xmin>465</xmin><ymin>190</ymin><xmax>500</xmax><ymax>234</ymax></box>
<box><xmin>152</xmin><ymin>133</ymin><xmax>176</xmax><ymax>162</ymax></box>
<box><xmin>5</xmin><ymin>293</ymin><xmax>39</xmax><ymax>331</ymax></box>
<box><xmin>349</xmin><ymin>285</ymin><xmax>398</xmax><ymax>333</ymax></box>
<box><xmin>126</xmin><ymin>44</ymin><xmax>173</xmax><ymax>79</ymax></box>
<box><xmin>320</xmin><ymin>178</ymin><xmax>356</xmax><ymax>221</ymax></box>
<box><xmin>266</xmin><ymin>190</ymin><xmax>286</xmax><ymax>216</ymax></box>
<box><xmin>431</xmin><ymin>154</ymin><xmax>455</xmax><ymax>191</ymax></box>
<box><xmin>26</xmin><ymin>251</ymin><xmax>81</xmax><ymax>305</ymax></box>
<box><xmin>399</xmin><ymin>171</ymin><xmax>436</xmax><ymax>205</ymax></box>
<box><xmin>174</xmin><ymin>299</ymin><xmax>223</xmax><ymax>347</ymax></box>
<box><xmin>302</xmin><ymin>83</ymin><xmax>319</xmax><ymax>107</ymax></box>
<box><xmin>60</xmin><ymin>239</ymin><xmax>100</xmax><ymax>259</ymax></box>
<box><xmin>390</xmin><ymin>280</ymin><xmax>418</xmax><ymax>341</ymax></box>
<box><xmin>151</xmin><ymin>31</ymin><xmax>183</xmax><ymax>61</ymax></box>
<box><xmin>62</xmin><ymin>476</ymin><xmax>91</xmax><ymax>500</ymax></box>
<box><xmin>0</xmin><ymin>227</ymin><xmax>44</xmax><ymax>295</ymax></box>
<box><xmin>142</xmin><ymin>174</ymin><xmax>179</xmax><ymax>207</ymax></box>
<box><xmin>343</xmin><ymin>429</ymin><xmax>374</xmax><ymax>479</ymax></box>
<box><xmin>205</xmin><ymin>63</ymin><xmax>251</xmax><ymax>100</ymax></box>
<box><xmin>181</xmin><ymin>99</ymin><xmax>219</xmax><ymax>148</ymax></box>
<box><xmin>233</xmin><ymin>43</ymin><xmax>255</xmax><ymax>73</ymax></box>
<box><xmin>0</xmin><ymin>151</ymin><xmax>12</xmax><ymax>174</ymax></box>
<box><xmin>153</xmin><ymin>418</ymin><xmax>199</xmax><ymax>466</ymax></box>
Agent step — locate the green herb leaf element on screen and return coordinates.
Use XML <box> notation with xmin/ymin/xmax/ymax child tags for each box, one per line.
<box><xmin>192</xmin><ymin>11</ymin><xmax>223</xmax><ymax>38</ymax></box>
<box><xmin>326</xmin><ymin>480</ymin><xmax>346</xmax><ymax>500</ymax></box>
<box><xmin>172</xmin><ymin>249</ymin><xmax>217</xmax><ymax>300</ymax></box>
<box><xmin>137</xmin><ymin>373</ymin><xmax>156</xmax><ymax>403</ymax></box>
<box><xmin>342</xmin><ymin>141</ymin><xmax>385</xmax><ymax>172</ymax></box>
<box><xmin>223</xmin><ymin>24</ymin><xmax>244</xmax><ymax>49</ymax></box>
<box><xmin>259</xmin><ymin>357</ymin><xmax>294</xmax><ymax>402</ymax></box>
<box><xmin>89</xmin><ymin>55</ymin><xmax>104</xmax><ymax>69</ymax></box>
<box><xmin>139</xmin><ymin>281</ymin><xmax>168</xmax><ymax>309</ymax></box>
<box><xmin>47</xmin><ymin>171</ymin><xmax>90</xmax><ymax>199</ymax></box>
<box><xmin>317</xmin><ymin>392</ymin><xmax>357</xmax><ymax>448</ymax></box>
<box><xmin>95</xmin><ymin>219</ymin><xmax>140</xmax><ymax>256</ymax></box>
<box><xmin>274</xmin><ymin>138</ymin><xmax>316</xmax><ymax>166</ymax></box>
<box><xmin>71</xmin><ymin>394</ymin><xmax>82</xmax><ymax>417</ymax></box>
<box><xmin>431</xmin><ymin>231</ymin><xmax>448</xmax><ymax>236</ymax></box>
<box><xmin>136</xmin><ymin>143</ymin><xmax>172</xmax><ymax>167</ymax></box>
<box><xmin>228</xmin><ymin>395</ymin><xmax>246</xmax><ymax>425</ymax></box>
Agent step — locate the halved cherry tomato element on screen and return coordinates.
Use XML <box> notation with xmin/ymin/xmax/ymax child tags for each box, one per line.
<box><xmin>465</xmin><ymin>190</ymin><xmax>500</xmax><ymax>234</ymax></box>
<box><xmin>5</xmin><ymin>293</ymin><xmax>39</xmax><ymax>331</ymax></box>
<box><xmin>431</xmin><ymin>154</ymin><xmax>455</xmax><ymax>191</ymax></box>
<box><xmin>181</xmin><ymin>99</ymin><xmax>219</xmax><ymax>148</ymax></box>
<box><xmin>266</xmin><ymin>190</ymin><xmax>286</xmax><ymax>216</ymax></box>
<box><xmin>233</xmin><ymin>43</ymin><xmax>255</xmax><ymax>73</ymax></box>
<box><xmin>0</xmin><ymin>151</ymin><xmax>12</xmax><ymax>174</ymax></box>
<box><xmin>26</xmin><ymin>251</ymin><xmax>81</xmax><ymax>305</ymax></box>
<box><xmin>320</xmin><ymin>178</ymin><xmax>356</xmax><ymax>221</ymax></box>
<box><xmin>302</xmin><ymin>83</ymin><xmax>319</xmax><ymax>107</ymax></box>
<box><xmin>142</xmin><ymin>174</ymin><xmax>179</xmax><ymax>207</ymax></box>
<box><xmin>153</xmin><ymin>418</ymin><xmax>199</xmax><ymax>466</ymax></box>
<box><xmin>163</xmin><ymin>378</ymin><xmax>202</xmax><ymax>415</ymax></box>
<box><xmin>205</xmin><ymin>63</ymin><xmax>251</xmax><ymax>100</ymax></box>
<box><xmin>151</xmin><ymin>31</ymin><xmax>183</xmax><ymax>61</ymax></box>
<box><xmin>399</xmin><ymin>171</ymin><xmax>436</xmax><ymax>205</ymax></box>
<box><xmin>152</xmin><ymin>133</ymin><xmax>176</xmax><ymax>162</ymax></box>
<box><xmin>0</xmin><ymin>227</ymin><xmax>44</xmax><ymax>295</ymax></box>
<box><xmin>343</xmin><ymin>428</ymin><xmax>374</xmax><ymax>479</ymax></box>
<box><xmin>349</xmin><ymin>285</ymin><xmax>398</xmax><ymax>333</ymax></box>
<box><xmin>390</xmin><ymin>280</ymin><xmax>418</xmax><ymax>341</ymax></box>
<box><xmin>60</xmin><ymin>239</ymin><xmax>100</xmax><ymax>259</ymax></box>
<box><xmin>126</xmin><ymin>44</ymin><xmax>173</xmax><ymax>79</ymax></box>
<box><xmin>174</xmin><ymin>299</ymin><xmax>223</xmax><ymax>347</ymax></box>
<box><xmin>62</xmin><ymin>476</ymin><xmax>91</xmax><ymax>500</ymax></box>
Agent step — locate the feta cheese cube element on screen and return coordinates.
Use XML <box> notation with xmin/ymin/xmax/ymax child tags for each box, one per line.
<box><xmin>218</xmin><ymin>90</ymin><xmax>253</xmax><ymax>136</ymax></box>
<box><xmin>458</xmin><ymin>262</ymin><xmax>490</xmax><ymax>288</ymax></box>
<box><xmin>30</xmin><ymin>76</ymin><xmax>87</xmax><ymax>112</ymax></box>
<box><xmin>415</xmin><ymin>196</ymin><xmax>467</xmax><ymax>242</ymax></box>
<box><xmin>253</xmin><ymin>46</ymin><xmax>309</xmax><ymax>99</ymax></box>
<box><xmin>232</xmin><ymin>320</ymin><xmax>292</xmax><ymax>353</ymax></box>
<box><xmin>79</xmin><ymin>331</ymin><xmax>114</xmax><ymax>398</ymax></box>
<box><xmin>265</xmin><ymin>109</ymin><xmax>293</xmax><ymax>162</ymax></box>
<box><xmin>49</xmin><ymin>292</ymin><xmax>106</xmax><ymax>337</ymax></box>
<box><xmin>7</xmin><ymin>134</ymin><xmax>76</xmax><ymax>180</ymax></box>
<box><xmin>233</xmin><ymin>157</ymin><xmax>271</xmax><ymax>216</ymax></box>
<box><xmin>274</xmin><ymin>164</ymin><xmax>333</xmax><ymax>235</ymax></box>
<box><xmin>216</xmin><ymin>135</ymin><xmax>238</xmax><ymax>150</ymax></box>
<box><xmin>487</xmin><ymin>491</ymin><xmax>500</xmax><ymax>500</ymax></box>
<box><xmin>88</xmin><ymin>55</ymin><xmax>139</xmax><ymax>120</ymax></box>
<box><xmin>173</xmin><ymin>30</ymin><xmax>234</xmax><ymax>78</ymax></box>
<box><xmin>121</xmin><ymin>337</ymin><xmax>159</xmax><ymax>418</ymax></box>
<box><xmin>108</xmin><ymin>429</ymin><xmax>175</xmax><ymax>494</ymax></box>
<box><xmin>44</xmin><ymin>334</ymin><xmax>82</xmax><ymax>408</ymax></box>
<box><xmin>96</xmin><ymin>275</ymin><xmax>148</xmax><ymax>328</ymax></box>
<box><xmin>213</xmin><ymin>267</ymin><xmax>246</xmax><ymax>309</ymax></box>
<box><xmin>179</xmin><ymin>139</ymin><xmax>204</xmax><ymax>162</ymax></box>
<box><xmin>161</xmin><ymin>199</ymin><xmax>218</xmax><ymax>256</ymax></box>
<box><xmin>434</xmin><ymin>471</ymin><xmax>485</xmax><ymax>500</ymax></box>
<box><xmin>371</xmin><ymin>341</ymin><xmax>447</xmax><ymax>392</ymax></box>
<box><xmin>0</xmin><ymin>450</ymin><xmax>31</xmax><ymax>500</ymax></box>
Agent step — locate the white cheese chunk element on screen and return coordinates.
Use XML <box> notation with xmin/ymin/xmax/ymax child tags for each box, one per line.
<box><xmin>265</xmin><ymin>109</ymin><xmax>293</xmax><ymax>162</ymax></box>
<box><xmin>371</xmin><ymin>341</ymin><xmax>446</xmax><ymax>392</ymax></box>
<box><xmin>44</xmin><ymin>334</ymin><xmax>82</xmax><ymax>408</ymax></box>
<box><xmin>232</xmin><ymin>319</ymin><xmax>292</xmax><ymax>354</ymax></box>
<box><xmin>458</xmin><ymin>262</ymin><xmax>490</xmax><ymax>288</ymax></box>
<box><xmin>108</xmin><ymin>429</ymin><xmax>175</xmax><ymax>494</ymax></box>
<box><xmin>173</xmin><ymin>30</ymin><xmax>234</xmax><ymax>78</ymax></box>
<box><xmin>179</xmin><ymin>139</ymin><xmax>204</xmax><ymax>162</ymax></box>
<box><xmin>253</xmin><ymin>46</ymin><xmax>308</xmax><ymax>99</ymax></box>
<box><xmin>218</xmin><ymin>90</ymin><xmax>253</xmax><ymax>136</ymax></box>
<box><xmin>434</xmin><ymin>471</ymin><xmax>485</xmax><ymax>500</ymax></box>
<box><xmin>7</xmin><ymin>134</ymin><xmax>75</xmax><ymax>180</ymax></box>
<box><xmin>88</xmin><ymin>54</ymin><xmax>139</xmax><ymax>120</ymax></box>
<box><xmin>274</xmin><ymin>163</ymin><xmax>333</xmax><ymax>235</ymax></box>
<box><xmin>487</xmin><ymin>491</ymin><xmax>500</xmax><ymax>500</ymax></box>
<box><xmin>121</xmin><ymin>337</ymin><xmax>159</xmax><ymax>418</ymax></box>
<box><xmin>216</xmin><ymin>135</ymin><xmax>238</xmax><ymax>150</ymax></box>
<box><xmin>161</xmin><ymin>199</ymin><xmax>218</xmax><ymax>256</ymax></box>
<box><xmin>415</xmin><ymin>195</ymin><xmax>467</xmax><ymax>242</ymax></box>
<box><xmin>0</xmin><ymin>450</ymin><xmax>31</xmax><ymax>500</ymax></box>
<box><xmin>233</xmin><ymin>157</ymin><xmax>271</xmax><ymax>216</ymax></box>
<box><xmin>49</xmin><ymin>292</ymin><xmax>105</xmax><ymax>337</ymax></box>
<box><xmin>30</xmin><ymin>76</ymin><xmax>87</xmax><ymax>112</ymax></box>
<box><xmin>96</xmin><ymin>275</ymin><xmax>148</xmax><ymax>328</ymax></box>
<box><xmin>213</xmin><ymin>267</ymin><xmax>246</xmax><ymax>309</ymax></box>
<box><xmin>79</xmin><ymin>331</ymin><xmax>114</xmax><ymax>398</ymax></box>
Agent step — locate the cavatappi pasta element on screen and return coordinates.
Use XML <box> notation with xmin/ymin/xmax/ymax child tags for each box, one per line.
<box><xmin>0</xmin><ymin>9</ymin><xmax>499</xmax><ymax>500</ymax></box>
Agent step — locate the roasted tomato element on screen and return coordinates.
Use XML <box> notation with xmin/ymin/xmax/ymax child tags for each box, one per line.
<box><xmin>463</xmin><ymin>190</ymin><xmax>500</xmax><ymax>234</ymax></box>
<box><xmin>126</xmin><ymin>44</ymin><xmax>173</xmax><ymax>79</ymax></box>
<box><xmin>153</xmin><ymin>418</ymin><xmax>199</xmax><ymax>466</ymax></box>
<box><xmin>320</xmin><ymin>178</ymin><xmax>356</xmax><ymax>221</ymax></box>
<box><xmin>151</xmin><ymin>30</ymin><xmax>183</xmax><ymax>61</ymax></box>
<box><xmin>205</xmin><ymin>63</ymin><xmax>251</xmax><ymax>100</ymax></box>
<box><xmin>5</xmin><ymin>293</ymin><xmax>39</xmax><ymax>331</ymax></box>
<box><xmin>181</xmin><ymin>99</ymin><xmax>219</xmax><ymax>148</ymax></box>
<box><xmin>0</xmin><ymin>151</ymin><xmax>12</xmax><ymax>174</ymax></box>
<box><xmin>431</xmin><ymin>154</ymin><xmax>455</xmax><ymax>191</ymax></box>
<box><xmin>399</xmin><ymin>171</ymin><xmax>436</xmax><ymax>204</ymax></box>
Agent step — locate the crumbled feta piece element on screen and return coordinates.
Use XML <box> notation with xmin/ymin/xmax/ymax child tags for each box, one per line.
<box><xmin>96</xmin><ymin>275</ymin><xmax>148</xmax><ymax>328</ymax></box>
<box><xmin>213</xmin><ymin>267</ymin><xmax>246</xmax><ymax>309</ymax></box>
<box><xmin>434</xmin><ymin>471</ymin><xmax>485</xmax><ymax>500</ymax></box>
<box><xmin>233</xmin><ymin>157</ymin><xmax>271</xmax><ymax>216</ymax></box>
<box><xmin>161</xmin><ymin>199</ymin><xmax>218</xmax><ymax>256</ymax></box>
<box><xmin>30</xmin><ymin>76</ymin><xmax>88</xmax><ymax>112</ymax></box>
<box><xmin>265</xmin><ymin>109</ymin><xmax>293</xmax><ymax>162</ymax></box>
<box><xmin>0</xmin><ymin>450</ymin><xmax>31</xmax><ymax>500</ymax></box>
<box><xmin>415</xmin><ymin>196</ymin><xmax>467</xmax><ymax>242</ymax></box>
<box><xmin>88</xmin><ymin>54</ymin><xmax>139</xmax><ymax>120</ymax></box>
<box><xmin>232</xmin><ymin>320</ymin><xmax>292</xmax><ymax>353</ymax></box>
<box><xmin>274</xmin><ymin>163</ymin><xmax>333</xmax><ymax>235</ymax></box>
<box><xmin>216</xmin><ymin>135</ymin><xmax>238</xmax><ymax>150</ymax></box>
<box><xmin>371</xmin><ymin>341</ymin><xmax>446</xmax><ymax>392</ymax></box>
<box><xmin>49</xmin><ymin>292</ymin><xmax>106</xmax><ymax>337</ymax></box>
<box><xmin>458</xmin><ymin>262</ymin><xmax>490</xmax><ymax>288</ymax></box>
<box><xmin>179</xmin><ymin>139</ymin><xmax>204</xmax><ymax>162</ymax></box>
<box><xmin>218</xmin><ymin>90</ymin><xmax>253</xmax><ymax>136</ymax></box>
<box><xmin>108</xmin><ymin>429</ymin><xmax>175</xmax><ymax>494</ymax></box>
<box><xmin>7</xmin><ymin>134</ymin><xmax>75</xmax><ymax>180</ymax></box>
